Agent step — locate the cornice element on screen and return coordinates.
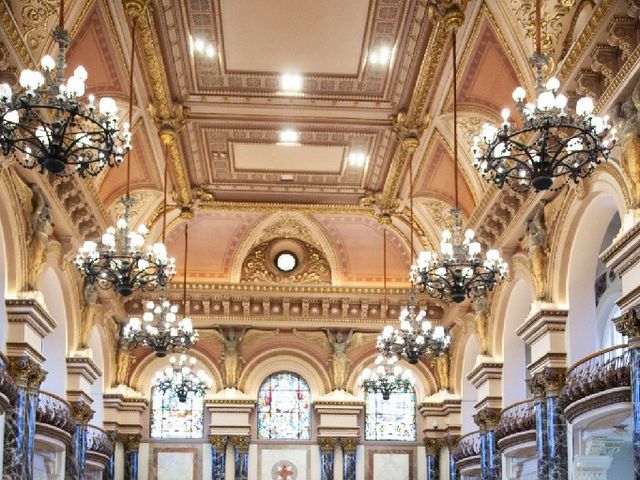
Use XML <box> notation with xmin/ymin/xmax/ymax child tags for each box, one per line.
<box><xmin>6</xmin><ymin>298</ymin><xmax>57</xmax><ymax>337</ymax></box>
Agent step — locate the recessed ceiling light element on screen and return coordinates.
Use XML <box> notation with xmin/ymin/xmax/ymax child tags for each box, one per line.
<box><xmin>349</xmin><ymin>151</ymin><xmax>367</xmax><ymax>167</ymax></box>
<box><xmin>280</xmin><ymin>73</ymin><xmax>303</xmax><ymax>93</ymax></box>
<box><xmin>279</xmin><ymin>129</ymin><xmax>300</xmax><ymax>145</ymax></box>
<box><xmin>368</xmin><ymin>45</ymin><xmax>392</xmax><ymax>65</ymax></box>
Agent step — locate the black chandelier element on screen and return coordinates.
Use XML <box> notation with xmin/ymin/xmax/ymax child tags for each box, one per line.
<box><xmin>153</xmin><ymin>354</ymin><xmax>212</xmax><ymax>402</ymax></box>
<box><xmin>470</xmin><ymin>0</ymin><xmax>616</xmax><ymax>192</ymax></box>
<box><xmin>411</xmin><ymin>29</ymin><xmax>508</xmax><ymax>304</ymax></box>
<box><xmin>75</xmin><ymin>22</ymin><xmax>174</xmax><ymax>297</ymax></box>
<box><xmin>358</xmin><ymin>353</ymin><xmax>415</xmax><ymax>400</ymax></box>
<box><xmin>122</xmin><ymin>224</ymin><xmax>198</xmax><ymax>357</ymax></box>
<box><xmin>377</xmin><ymin>290</ymin><xmax>451</xmax><ymax>364</ymax></box>
<box><xmin>0</xmin><ymin>0</ymin><xmax>130</xmax><ymax>176</ymax></box>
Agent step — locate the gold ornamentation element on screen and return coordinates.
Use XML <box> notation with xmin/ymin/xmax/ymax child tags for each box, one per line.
<box><xmin>424</xmin><ymin>437</ymin><xmax>442</xmax><ymax>454</ymax></box>
<box><xmin>231</xmin><ymin>435</ymin><xmax>250</xmax><ymax>451</ymax></box>
<box><xmin>160</xmin><ymin>129</ymin><xmax>192</xmax><ymax>207</ymax></box>
<box><xmin>209</xmin><ymin>435</ymin><xmax>227</xmax><ymax>452</ymax></box>
<box><xmin>8</xmin><ymin>356</ymin><xmax>47</xmax><ymax>390</ymax></box>
<box><xmin>472</xmin><ymin>295</ymin><xmax>490</xmax><ymax>355</ymax></box>
<box><xmin>616</xmin><ymin>81</ymin><xmax>640</xmax><ymax>207</ymax></box>
<box><xmin>473</xmin><ymin>407</ymin><xmax>502</xmax><ymax>432</ymax></box>
<box><xmin>613</xmin><ymin>307</ymin><xmax>640</xmax><ymax>345</ymax></box>
<box><xmin>435</xmin><ymin>351</ymin><xmax>451</xmax><ymax>391</ymax></box>
<box><xmin>25</xmin><ymin>183</ymin><xmax>53</xmax><ymax>291</ymax></box>
<box><xmin>79</xmin><ymin>280</ymin><xmax>100</xmax><ymax>349</ymax></box>
<box><xmin>20</xmin><ymin>0</ymin><xmax>58</xmax><ymax>53</ymax></box>
<box><xmin>115</xmin><ymin>342</ymin><xmax>132</xmax><ymax>387</ymax></box>
<box><xmin>241</xmin><ymin>239</ymin><xmax>331</xmax><ymax>285</ymax></box>
<box><xmin>119</xmin><ymin>433</ymin><xmax>141</xmax><ymax>452</ymax></box>
<box><xmin>340</xmin><ymin>437</ymin><xmax>359</xmax><ymax>453</ymax></box>
<box><xmin>522</xmin><ymin>206</ymin><xmax>549</xmax><ymax>301</ymax></box>
<box><xmin>318</xmin><ymin>437</ymin><xmax>337</xmax><ymax>452</ymax></box>
<box><xmin>71</xmin><ymin>400</ymin><xmax>95</xmax><ymax>426</ymax></box>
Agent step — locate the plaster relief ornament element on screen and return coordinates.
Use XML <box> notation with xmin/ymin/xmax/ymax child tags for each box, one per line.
<box><xmin>207</xmin><ymin>328</ymin><xmax>280</xmax><ymax>388</ymax></box>
<box><xmin>521</xmin><ymin>205</ymin><xmax>548</xmax><ymax>301</ymax></box>
<box><xmin>26</xmin><ymin>183</ymin><xmax>53</xmax><ymax>291</ymax></box>
<box><xmin>435</xmin><ymin>350</ymin><xmax>451</xmax><ymax>392</ymax></box>
<box><xmin>272</xmin><ymin>462</ymin><xmax>297</xmax><ymax>480</ymax></box>
<box><xmin>79</xmin><ymin>279</ymin><xmax>100</xmax><ymax>349</ymax></box>
<box><xmin>472</xmin><ymin>294</ymin><xmax>490</xmax><ymax>355</ymax></box>
<box><xmin>293</xmin><ymin>329</ymin><xmax>378</xmax><ymax>391</ymax></box>
<box><xmin>616</xmin><ymin>80</ymin><xmax>640</xmax><ymax>207</ymax></box>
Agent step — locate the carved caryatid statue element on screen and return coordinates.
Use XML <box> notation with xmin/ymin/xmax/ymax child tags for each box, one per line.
<box><xmin>79</xmin><ymin>280</ymin><xmax>100</xmax><ymax>349</ymax></box>
<box><xmin>617</xmin><ymin>81</ymin><xmax>640</xmax><ymax>207</ymax></box>
<box><xmin>293</xmin><ymin>329</ymin><xmax>378</xmax><ymax>391</ymax></box>
<box><xmin>207</xmin><ymin>328</ymin><xmax>279</xmax><ymax>389</ymax></box>
<box><xmin>114</xmin><ymin>340</ymin><xmax>132</xmax><ymax>386</ymax></box>
<box><xmin>472</xmin><ymin>294</ymin><xmax>490</xmax><ymax>355</ymax></box>
<box><xmin>435</xmin><ymin>351</ymin><xmax>450</xmax><ymax>392</ymax></box>
<box><xmin>522</xmin><ymin>206</ymin><xmax>548</xmax><ymax>301</ymax></box>
<box><xmin>26</xmin><ymin>183</ymin><xmax>53</xmax><ymax>291</ymax></box>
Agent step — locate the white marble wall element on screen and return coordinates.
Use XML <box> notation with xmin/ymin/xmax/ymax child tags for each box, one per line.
<box><xmin>33</xmin><ymin>450</ymin><xmax>64</xmax><ymax>480</ymax></box>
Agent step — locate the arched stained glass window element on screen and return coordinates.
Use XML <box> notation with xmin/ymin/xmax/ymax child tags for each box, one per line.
<box><xmin>257</xmin><ymin>372</ymin><xmax>311</xmax><ymax>440</ymax></box>
<box><xmin>365</xmin><ymin>390</ymin><xmax>416</xmax><ymax>441</ymax></box>
<box><xmin>150</xmin><ymin>387</ymin><xmax>204</xmax><ymax>439</ymax></box>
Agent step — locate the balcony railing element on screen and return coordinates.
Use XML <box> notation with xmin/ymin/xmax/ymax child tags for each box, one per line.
<box><xmin>495</xmin><ymin>398</ymin><xmax>535</xmax><ymax>441</ymax></box>
<box><xmin>453</xmin><ymin>431</ymin><xmax>481</xmax><ymax>461</ymax></box>
<box><xmin>36</xmin><ymin>391</ymin><xmax>75</xmax><ymax>435</ymax></box>
<box><xmin>87</xmin><ymin>425</ymin><xmax>113</xmax><ymax>457</ymax></box>
<box><xmin>562</xmin><ymin>344</ymin><xmax>631</xmax><ymax>408</ymax></box>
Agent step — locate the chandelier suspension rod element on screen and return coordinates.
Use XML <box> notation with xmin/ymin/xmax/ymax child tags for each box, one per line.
<box><xmin>182</xmin><ymin>224</ymin><xmax>189</xmax><ymax>309</ymax></box>
<box><xmin>409</xmin><ymin>141</ymin><xmax>414</xmax><ymax>263</ymax></box>
<box><xmin>452</xmin><ymin>29</ymin><xmax>459</xmax><ymax>211</ymax></box>
<box><xmin>535</xmin><ymin>0</ymin><xmax>542</xmax><ymax>56</ymax></box>
<box><xmin>383</xmin><ymin>227</ymin><xmax>387</xmax><ymax>320</ymax></box>
<box><xmin>162</xmin><ymin>142</ymin><xmax>168</xmax><ymax>243</ymax></box>
<box><xmin>59</xmin><ymin>0</ymin><xmax>64</xmax><ymax>28</ymax></box>
<box><xmin>126</xmin><ymin>19</ymin><xmax>138</xmax><ymax>200</ymax></box>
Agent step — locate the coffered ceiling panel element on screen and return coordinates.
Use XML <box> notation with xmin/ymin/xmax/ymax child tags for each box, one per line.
<box><xmin>219</xmin><ymin>0</ymin><xmax>370</xmax><ymax>74</ymax></box>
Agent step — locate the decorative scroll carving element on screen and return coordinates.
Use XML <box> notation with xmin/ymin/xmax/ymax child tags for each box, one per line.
<box><xmin>241</xmin><ymin>238</ymin><xmax>331</xmax><ymax>285</ymax></box>
<box><xmin>495</xmin><ymin>399</ymin><xmax>535</xmax><ymax>441</ymax></box>
<box><xmin>87</xmin><ymin>425</ymin><xmax>114</xmax><ymax>456</ymax></box>
<box><xmin>453</xmin><ymin>431</ymin><xmax>481</xmax><ymax>460</ymax></box>
<box><xmin>36</xmin><ymin>391</ymin><xmax>75</xmax><ymax>435</ymax></box>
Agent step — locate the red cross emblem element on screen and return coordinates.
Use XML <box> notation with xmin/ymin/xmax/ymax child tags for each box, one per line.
<box><xmin>276</xmin><ymin>463</ymin><xmax>294</xmax><ymax>480</ymax></box>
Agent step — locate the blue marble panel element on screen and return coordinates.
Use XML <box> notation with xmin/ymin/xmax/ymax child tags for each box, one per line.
<box><xmin>631</xmin><ymin>348</ymin><xmax>640</xmax><ymax>478</ymax></box>
<box><xmin>234</xmin><ymin>450</ymin><xmax>249</xmax><ymax>480</ymax></box>
<box><xmin>534</xmin><ymin>398</ymin><xmax>548</xmax><ymax>480</ymax></box>
<box><xmin>343</xmin><ymin>450</ymin><xmax>357</xmax><ymax>480</ymax></box>
<box><xmin>320</xmin><ymin>448</ymin><xmax>334</xmax><ymax>480</ymax></box>
<box><xmin>124</xmin><ymin>451</ymin><xmax>138</xmax><ymax>480</ymax></box>
<box><xmin>546</xmin><ymin>395</ymin><xmax>568</xmax><ymax>480</ymax></box>
<box><xmin>3</xmin><ymin>388</ymin><xmax>30</xmax><ymax>478</ymax></box>
<box><xmin>212</xmin><ymin>445</ymin><xmax>226</xmax><ymax>480</ymax></box>
<box><xmin>426</xmin><ymin>453</ymin><xmax>439</xmax><ymax>480</ymax></box>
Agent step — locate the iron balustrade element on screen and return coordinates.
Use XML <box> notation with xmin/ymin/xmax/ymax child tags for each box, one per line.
<box><xmin>495</xmin><ymin>398</ymin><xmax>535</xmax><ymax>441</ymax></box>
<box><xmin>86</xmin><ymin>424</ymin><xmax>114</xmax><ymax>456</ymax></box>
<box><xmin>454</xmin><ymin>431</ymin><xmax>481</xmax><ymax>460</ymax></box>
<box><xmin>36</xmin><ymin>390</ymin><xmax>75</xmax><ymax>434</ymax></box>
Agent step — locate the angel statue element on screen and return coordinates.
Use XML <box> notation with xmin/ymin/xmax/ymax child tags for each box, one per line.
<box><xmin>435</xmin><ymin>351</ymin><xmax>450</xmax><ymax>392</ymax></box>
<box><xmin>206</xmin><ymin>328</ymin><xmax>279</xmax><ymax>388</ymax></box>
<box><xmin>26</xmin><ymin>183</ymin><xmax>53</xmax><ymax>291</ymax></box>
<box><xmin>522</xmin><ymin>206</ymin><xmax>548</xmax><ymax>301</ymax></box>
<box><xmin>293</xmin><ymin>329</ymin><xmax>378</xmax><ymax>391</ymax></box>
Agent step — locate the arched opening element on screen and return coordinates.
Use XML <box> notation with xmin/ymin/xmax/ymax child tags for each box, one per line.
<box><xmin>461</xmin><ymin>335</ymin><xmax>481</xmax><ymax>434</ymax></box>
<box><xmin>566</xmin><ymin>196</ymin><xmax>620</xmax><ymax>363</ymax></box>
<box><xmin>39</xmin><ymin>268</ymin><xmax>68</xmax><ymax>396</ymax></box>
<box><xmin>88</xmin><ymin>328</ymin><xmax>105</xmax><ymax>427</ymax></box>
<box><xmin>502</xmin><ymin>280</ymin><xmax>533</xmax><ymax>405</ymax></box>
<box><xmin>256</xmin><ymin>371</ymin><xmax>312</xmax><ymax>440</ymax></box>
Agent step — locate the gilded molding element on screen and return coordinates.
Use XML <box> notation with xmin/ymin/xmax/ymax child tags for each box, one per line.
<box><xmin>159</xmin><ymin>129</ymin><xmax>192</xmax><ymax>207</ymax></box>
<box><xmin>209</xmin><ymin>435</ymin><xmax>227</xmax><ymax>452</ymax></box>
<box><xmin>0</xmin><ymin>3</ymin><xmax>33</xmax><ymax>68</ymax></box>
<box><xmin>231</xmin><ymin>435</ymin><xmax>250</xmax><ymax>451</ymax></box>
<box><xmin>318</xmin><ymin>436</ymin><xmax>337</xmax><ymax>452</ymax></box>
<box><xmin>339</xmin><ymin>437</ymin><xmax>359</xmax><ymax>453</ymax></box>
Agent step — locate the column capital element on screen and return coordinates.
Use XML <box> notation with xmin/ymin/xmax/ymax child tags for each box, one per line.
<box><xmin>209</xmin><ymin>435</ymin><xmax>227</xmax><ymax>452</ymax></box>
<box><xmin>613</xmin><ymin>307</ymin><xmax>640</xmax><ymax>346</ymax></box>
<box><xmin>71</xmin><ymin>399</ymin><xmax>95</xmax><ymax>426</ymax></box>
<box><xmin>318</xmin><ymin>436</ymin><xmax>338</xmax><ymax>452</ymax></box>
<box><xmin>340</xmin><ymin>437</ymin><xmax>359</xmax><ymax>453</ymax></box>
<box><xmin>529</xmin><ymin>367</ymin><xmax>566</xmax><ymax>397</ymax></box>
<box><xmin>230</xmin><ymin>435</ymin><xmax>250</xmax><ymax>452</ymax></box>
<box><xmin>7</xmin><ymin>355</ymin><xmax>47</xmax><ymax>390</ymax></box>
<box><xmin>424</xmin><ymin>437</ymin><xmax>442</xmax><ymax>455</ymax></box>
<box><xmin>118</xmin><ymin>433</ymin><xmax>141</xmax><ymax>452</ymax></box>
<box><xmin>473</xmin><ymin>407</ymin><xmax>501</xmax><ymax>433</ymax></box>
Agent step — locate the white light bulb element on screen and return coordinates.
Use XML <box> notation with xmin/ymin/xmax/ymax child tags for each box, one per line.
<box><xmin>41</xmin><ymin>55</ymin><xmax>56</xmax><ymax>71</ymax></box>
<box><xmin>73</xmin><ymin>65</ymin><xmax>88</xmax><ymax>81</ymax></box>
<box><xmin>512</xmin><ymin>86</ymin><xmax>526</xmax><ymax>102</ymax></box>
<box><xmin>537</xmin><ymin>91</ymin><xmax>555</xmax><ymax>111</ymax></box>
<box><xmin>554</xmin><ymin>94</ymin><xmax>568</xmax><ymax>110</ymax></box>
<box><xmin>4</xmin><ymin>110</ymin><xmax>18</xmax><ymax>124</ymax></box>
<box><xmin>501</xmin><ymin>108</ymin><xmax>510</xmax><ymax>122</ymax></box>
<box><xmin>545</xmin><ymin>77</ymin><xmax>560</xmax><ymax>91</ymax></box>
<box><xmin>99</xmin><ymin>97</ymin><xmax>118</xmax><ymax>117</ymax></box>
<box><xmin>576</xmin><ymin>97</ymin><xmax>594</xmax><ymax>116</ymax></box>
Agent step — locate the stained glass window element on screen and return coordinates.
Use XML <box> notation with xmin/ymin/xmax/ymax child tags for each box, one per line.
<box><xmin>365</xmin><ymin>390</ymin><xmax>417</xmax><ymax>441</ymax></box>
<box><xmin>150</xmin><ymin>387</ymin><xmax>204</xmax><ymax>439</ymax></box>
<box><xmin>257</xmin><ymin>372</ymin><xmax>311</xmax><ymax>440</ymax></box>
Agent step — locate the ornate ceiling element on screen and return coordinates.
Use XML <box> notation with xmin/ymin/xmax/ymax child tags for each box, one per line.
<box><xmin>1</xmin><ymin>0</ymin><xmax>638</xmax><ymax>330</ymax></box>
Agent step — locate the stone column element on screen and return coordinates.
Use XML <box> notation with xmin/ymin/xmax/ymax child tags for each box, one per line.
<box><xmin>318</xmin><ymin>437</ymin><xmax>337</xmax><ymax>480</ymax></box>
<box><xmin>209</xmin><ymin>435</ymin><xmax>227</xmax><ymax>480</ymax></box>
<box><xmin>447</xmin><ymin>436</ymin><xmax>460</xmax><ymax>480</ymax></box>
<box><xmin>425</xmin><ymin>438</ymin><xmax>441</xmax><ymax>480</ymax></box>
<box><xmin>3</xmin><ymin>355</ymin><xmax>46</xmax><ymax>479</ymax></box>
<box><xmin>103</xmin><ymin>431</ymin><xmax>117</xmax><ymax>480</ymax></box>
<box><xmin>231</xmin><ymin>436</ymin><xmax>249</xmax><ymax>480</ymax></box>
<box><xmin>613</xmin><ymin>310</ymin><xmax>640</xmax><ymax>478</ymax></box>
<box><xmin>340</xmin><ymin>437</ymin><xmax>358</xmax><ymax>480</ymax></box>
<box><xmin>474</xmin><ymin>408</ymin><xmax>501</xmax><ymax>480</ymax></box>
<box><xmin>121</xmin><ymin>434</ymin><xmax>140</xmax><ymax>480</ymax></box>
<box><xmin>529</xmin><ymin>368</ymin><xmax>568</xmax><ymax>480</ymax></box>
<box><xmin>526</xmin><ymin>375</ymin><xmax>548</xmax><ymax>480</ymax></box>
<box><xmin>66</xmin><ymin>400</ymin><xmax>94</xmax><ymax>480</ymax></box>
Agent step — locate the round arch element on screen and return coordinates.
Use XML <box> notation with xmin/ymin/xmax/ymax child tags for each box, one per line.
<box><xmin>239</xmin><ymin>349</ymin><xmax>331</xmax><ymax>399</ymax></box>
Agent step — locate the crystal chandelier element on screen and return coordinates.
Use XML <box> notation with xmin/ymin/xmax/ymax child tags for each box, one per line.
<box><xmin>411</xmin><ymin>29</ymin><xmax>508</xmax><ymax>303</ymax></box>
<box><xmin>122</xmin><ymin>225</ymin><xmax>198</xmax><ymax>357</ymax></box>
<box><xmin>0</xmin><ymin>0</ymin><xmax>130</xmax><ymax>176</ymax></box>
<box><xmin>75</xmin><ymin>24</ymin><xmax>174</xmax><ymax>297</ymax></box>
<box><xmin>153</xmin><ymin>354</ymin><xmax>212</xmax><ymax>402</ymax></box>
<box><xmin>470</xmin><ymin>0</ymin><xmax>616</xmax><ymax>192</ymax></box>
<box><xmin>358</xmin><ymin>353</ymin><xmax>415</xmax><ymax>400</ymax></box>
<box><xmin>377</xmin><ymin>291</ymin><xmax>451</xmax><ymax>364</ymax></box>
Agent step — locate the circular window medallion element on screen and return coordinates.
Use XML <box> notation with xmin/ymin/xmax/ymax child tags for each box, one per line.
<box><xmin>275</xmin><ymin>251</ymin><xmax>298</xmax><ymax>272</ymax></box>
<box><xmin>272</xmin><ymin>461</ymin><xmax>297</xmax><ymax>480</ymax></box>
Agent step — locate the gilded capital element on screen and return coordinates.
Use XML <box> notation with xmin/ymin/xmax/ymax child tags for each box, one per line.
<box><xmin>340</xmin><ymin>437</ymin><xmax>359</xmax><ymax>453</ymax></box>
<box><xmin>209</xmin><ymin>435</ymin><xmax>227</xmax><ymax>452</ymax></box>
<box><xmin>119</xmin><ymin>433</ymin><xmax>141</xmax><ymax>452</ymax></box>
<box><xmin>231</xmin><ymin>435</ymin><xmax>250</xmax><ymax>452</ymax></box>
<box><xmin>613</xmin><ymin>308</ymin><xmax>640</xmax><ymax>346</ymax></box>
<box><xmin>443</xmin><ymin>5</ymin><xmax>465</xmax><ymax>32</ymax></box>
<box><xmin>424</xmin><ymin>437</ymin><xmax>442</xmax><ymax>455</ymax></box>
<box><xmin>526</xmin><ymin>374</ymin><xmax>546</xmax><ymax>401</ymax></box>
<box><xmin>71</xmin><ymin>400</ymin><xmax>95</xmax><ymax>426</ymax></box>
<box><xmin>122</xmin><ymin>0</ymin><xmax>147</xmax><ymax>19</ymax></box>
<box><xmin>318</xmin><ymin>436</ymin><xmax>337</xmax><ymax>452</ymax></box>
<box><xmin>8</xmin><ymin>356</ymin><xmax>46</xmax><ymax>390</ymax></box>
<box><xmin>473</xmin><ymin>407</ymin><xmax>501</xmax><ymax>433</ymax></box>
<box><xmin>530</xmin><ymin>367</ymin><xmax>567</xmax><ymax>397</ymax></box>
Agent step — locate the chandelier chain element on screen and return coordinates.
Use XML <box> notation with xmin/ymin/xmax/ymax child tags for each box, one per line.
<box><xmin>453</xmin><ymin>29</ymin><xmax>459</xmax><ymax>211</ymax></box>
<box><xmin>126</xmin><ymin>18</ymin><xmax>137</xmax><ymax>199</ymax></box>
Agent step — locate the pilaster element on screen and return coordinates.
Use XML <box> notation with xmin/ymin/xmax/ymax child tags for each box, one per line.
<box><xmin>209</xmin><ymin>435</ymin><xmax>227</xmax><ymax>480</ymax></box>
<box><xmin>5</xmin><ymin>298</ymin><xmax>56</xmax><ymax>363</ymax></box>
<box><xmin>474</xmin><ymin>408</ymin><xmax>501</xmax><ymax>480</ymax></box>
<box><xmin>231</xmin><ymin>435</ymin><xmax>249</xmax><ymax>480</ymax></box>
<box><xmin>340</xmin><ymin>437</ymin><xmax>358</xmax><ymax>480</ymax></box>
<box><xmin>120</xmin><ymin>433</ymin><xmax>140</xmax><ymax>480</ymax></box>
<box><xmin>424</xmin><ymin>437</ymin><xmax>441</xmax><ymax>480</ymax></box>
<box><xmin>318</xmin><ymin>436</ymin><xmax>337</xmax><ymax>480</ymax></box>
<box><xmin>66</xmin><ymin>399</ymin><xmax>95</xmax><ymax>480</ymax></box>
